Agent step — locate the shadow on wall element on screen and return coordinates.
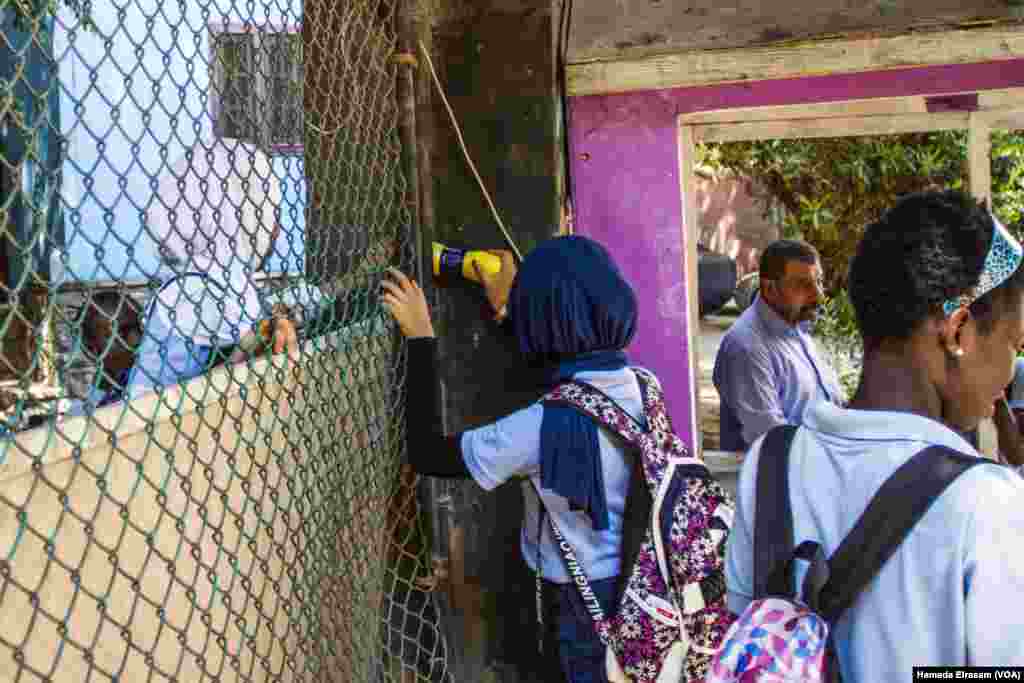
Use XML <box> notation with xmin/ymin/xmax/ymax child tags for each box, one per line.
<box><xmin>696</xmin><ymin>171</ymin><xmax>780</xmax><ymax>278</ymax></box>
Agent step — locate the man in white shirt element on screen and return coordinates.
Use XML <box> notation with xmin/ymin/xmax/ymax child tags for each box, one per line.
<box><xmin>725</xmin><ymin>190</ymin><xmax>1024</xmax><ymax>680</ymax></box>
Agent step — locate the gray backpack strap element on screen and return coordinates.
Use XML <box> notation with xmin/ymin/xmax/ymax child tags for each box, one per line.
<box><xmin>754</xmin><ymin>426</ymin><xmax>990</xmax><ymax>623</ymax></box>
<box><xmin>753</xmin><ymin>425</ymin><xmax>799</xmax><ymax>597</ymax></box>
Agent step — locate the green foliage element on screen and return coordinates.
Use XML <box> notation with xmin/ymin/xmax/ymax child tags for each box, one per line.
<box><xmin>5</xmin><ymin>0</ymin><xmax>92</xmax><ymax>31</ymax></box>
<box><xmin>812</xmin><ymin>289</ymin><xmax>861</xmax><ymax>400</ymax></box>
<box><xmin>992</xmin><ymin>131</ymin><xmax>1024</xmax><ymax>229</ymax></box>
<box><xmin>813</xmin><ymin>288</ymin><xmax>858</xmax><ymax>347</ymax></box>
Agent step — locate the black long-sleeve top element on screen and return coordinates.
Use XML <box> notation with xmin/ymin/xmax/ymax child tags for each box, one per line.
<box><xmin>405</xmin><ymin>337</ymin><xmax>470</xmax><ymax>477</ymax></box>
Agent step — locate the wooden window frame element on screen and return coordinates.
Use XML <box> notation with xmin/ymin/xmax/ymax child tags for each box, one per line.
<box><xmin>677</xmin><ymin>88</ymin><xmax>1024</xmax><ymax>456</ymax></box>
<box><xmin>208</xmin><ymin>21</ymin><xmax>303</xmax><ymax>155</ymax></box>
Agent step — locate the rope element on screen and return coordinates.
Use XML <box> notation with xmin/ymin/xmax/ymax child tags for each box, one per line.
<box><xmin>417</xmin><ymin>40</ymin><xmax>524</xmax><ymax>263</ymax></box>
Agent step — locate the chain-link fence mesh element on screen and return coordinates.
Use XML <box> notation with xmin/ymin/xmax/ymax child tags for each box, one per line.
<box><xmin>0</xmin><ymin>0</ymin><xmax>450</xmax><ymax>680</ymax></box>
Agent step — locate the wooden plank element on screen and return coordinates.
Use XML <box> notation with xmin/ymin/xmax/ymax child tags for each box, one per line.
<box><xmin>680</xmin><ymin>87</ymin><xmax>1024</xmax><ymax>125</ymax></box>
<box><xmin>969</xmin><ymin>112</ymin><xmax>992</xmax><ymax>205</ymax></box>
<box><xmin>567</xmin><ymin>0</ymin><xmax>1023</xmax><ymax>64</ymax></box>
<box><xmin>692</xmin><ymin>111</ymin><xmax>970</xmax><ymax>143</ymax></box>
<box><xmin>980</xmin><ymin>89</ymin><xmax>1024</xmax><ymax>110</ymax></box>
<box><xmin>980</xmin><ymin>106</ymin><xmax>1024</xmax><ymax>129</ymax></box>
<box><xmin>682</xmin><ymin>95</ymin><xmax>928</xmax><ymax>125</ymax></box>
<box><xmin>677</xmin><ymin>124</ymin><xmax>702</xmax><ymax>454</ymax></box>
<box><xmin>567</xmin><ymin>25</ymin><xmax>1024</xmax><ymax>96</ymax></box>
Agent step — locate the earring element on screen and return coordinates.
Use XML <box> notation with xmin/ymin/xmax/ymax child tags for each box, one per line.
<box><xmin>953</xmin><ymin>347</ymin><xmax>965</xmax><ymax>358</ymax></box>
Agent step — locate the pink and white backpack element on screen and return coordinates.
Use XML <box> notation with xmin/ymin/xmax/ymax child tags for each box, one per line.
<box><xmin>705</xmin><ymin>425</ymin><xmax>988</xmax><ymax>683</ymax></box>
<box><xmin>539</xmin><ymin>368</ymin><xmax>735</xmax><ymax>682</ymax></box>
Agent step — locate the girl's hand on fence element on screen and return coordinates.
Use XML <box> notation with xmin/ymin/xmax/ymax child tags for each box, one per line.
<box><xmin>269</xmin><ymin>317</ymin><xmax>299</xmax><ymax>356</ymax></box>
<box><xmin>473</xmin><ymin>250</ymin><xmax>517</xmax><ymax>321</ymax></box>
<box><xmin>381</xmin><ymin>269</ymin><xmax>435</xmax><ymax>338</ymax></box>
<box><xmin>230</xmin><ymin>316</ymin><xmax>300</xmax><ymax>363</ymax></box>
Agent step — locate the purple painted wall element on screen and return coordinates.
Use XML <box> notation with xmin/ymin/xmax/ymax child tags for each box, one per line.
<box><xmin>568</xmin><ymin>59</ymin><xmax>1024</xmax><ymax>448</ymax></box>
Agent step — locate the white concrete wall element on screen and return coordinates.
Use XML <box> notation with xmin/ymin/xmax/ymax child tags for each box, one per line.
<box><xmin>0</xmin><ymin>323</ymin><xmax>396</xmax><ymax>681</ymax></box>
<box><xmin>54</xmin><ymin>0</ymin><xmax>306</xmax><ymax>283</ymax></box>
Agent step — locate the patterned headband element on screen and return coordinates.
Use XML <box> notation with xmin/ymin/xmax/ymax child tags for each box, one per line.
<box><xmin>943</xmin><ymin>215</ymin><xmax>1024</xmax><ymax>316</ymax></box>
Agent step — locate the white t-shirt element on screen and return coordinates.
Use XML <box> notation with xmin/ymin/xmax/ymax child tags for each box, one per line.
<box><xmin>726</xmin><ymin>399</ymin><xmax>1024</xmax><ymax>680</ymax></box>
<box><xmin>460</xmin><ymin>368</ymin><xmax>644</xmax><ymax>583</ymax></box>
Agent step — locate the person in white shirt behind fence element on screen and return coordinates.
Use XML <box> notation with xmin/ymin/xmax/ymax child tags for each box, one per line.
<box><xmin>127</xmin><ymin>137</ymin><xmax>297</xmax><ymax>396</ymax></box>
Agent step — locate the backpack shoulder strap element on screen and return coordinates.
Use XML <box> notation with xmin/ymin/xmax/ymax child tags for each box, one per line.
<box><xmin>542</xmin><ymin>378</ymin><xmax>647</xmax><ymax>446</ymax></box>
<box><xmin>630</xmin><ymin>367</ymin><xmax>674</xmax><ymax>434</ymax></box>
<box><xmin>541</xmin><ymin>375</ymin><xmax>657</xmax><ymax>604</ymax></box>
<box><xmin>818</xmin><ymin>445</ymin><xmax>987</xmax><ymax>623</ymax></box>
<box><xmin>753</xmin><ymin>424</ymin><xmax>800</xmax><ymax>597</ymax></box>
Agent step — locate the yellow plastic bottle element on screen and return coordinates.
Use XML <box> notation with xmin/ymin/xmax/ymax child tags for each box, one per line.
<box><xmin>432</xmin><ymin>242</ymin><xmax>502</xmax><ymax>284</ymax></box>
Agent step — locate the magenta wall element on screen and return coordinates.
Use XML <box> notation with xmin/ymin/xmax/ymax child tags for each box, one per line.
<box><xmin>568</xmin><ymin>59</ymin><xmax>1024</xmax><ymax>448</ymax></box>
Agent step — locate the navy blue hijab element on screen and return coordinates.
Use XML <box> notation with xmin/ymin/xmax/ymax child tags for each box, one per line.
<box><xmin>508</xmin><ymin>235</ymin><xmax>638</xmax><ymax>530</ymax></box>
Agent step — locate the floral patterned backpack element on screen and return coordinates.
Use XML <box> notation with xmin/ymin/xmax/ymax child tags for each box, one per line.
<box><xmin>538</xmin><ymin>368</ymin><xmax>736</xmax><ymax>682</ymax></box>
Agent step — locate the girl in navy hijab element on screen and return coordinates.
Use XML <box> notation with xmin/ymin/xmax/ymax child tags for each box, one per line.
<box><xmin>382</xmin><ymin>235</ymin><xmax>645</xmax><ymax>683</ymax></box>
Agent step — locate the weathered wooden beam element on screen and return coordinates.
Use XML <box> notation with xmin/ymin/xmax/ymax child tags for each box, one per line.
<box><xmin>980</xmin><ymin>105</ymin><xmax>1024</xmax><ymax>129</ymax></box>
<box><xmin>683</xmin><ymin>95</ymin><xmax>927</xmax><ymax>125</ymax></box>
<box><xmin>692</xmin><ymin>111</ymin><xmax>971</xmax><ymax>143</ymax></box>
<box><xmin>568</xmin><ymin>25</ymin><xmax>1024</xmax><ymax>96</ymax></box>
<box><xmin>680</xmin><ymin>88</ymin><xmax>1024</xmax><ymax>126</ymax></box>
<box><xmin>426</xmin><ymin>3</ymin><xmax>563</xmax><ymax>681</ymax></box>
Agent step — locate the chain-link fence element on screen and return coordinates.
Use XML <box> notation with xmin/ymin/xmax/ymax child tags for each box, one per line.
<box><xmin>0</xmin><ymin>0</ymin><xmax>450</xmax><ymax>680</ymax></box>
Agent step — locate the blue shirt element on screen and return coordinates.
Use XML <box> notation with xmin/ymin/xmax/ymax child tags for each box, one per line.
<box><xmin>713</xmin><ymin>295</ymin><xmax>841</xmax><ymax>452</ymax></box>
<box><xmin>726</xmin><ymin>400</ymin><xmax>1024</xmax><ymax>679</ymax></box>
<box><xmin>126</xmin><ymin>276</ymin><xmax>219</xmax><ymax>396</ymax></box>
<box><xmin>126</xmin><ymin>320</ymin><xmax>213</xmax><ymax>395</ymax></box>
<box><xmin>460</xmin><ymin>368</ymin><xmax>643</xmax><ymax>584</ymax></box>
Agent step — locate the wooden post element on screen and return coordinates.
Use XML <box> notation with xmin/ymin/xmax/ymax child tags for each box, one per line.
<box><xmin>969</xmin><ymin>112</ymin><xmax>992</xmax><ymax>207</ymax></box>
<box><xmin>677</xmin><ymin>124</ymin><xmax>703</xmax><ymax>456</ymax></box>
<box><xmin>426</xmin><ymin>2</ymin><xmax>562</xmax><ymax>680</ymax></box>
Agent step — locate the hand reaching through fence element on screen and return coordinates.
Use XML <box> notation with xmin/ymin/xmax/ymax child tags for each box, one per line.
<box><xmin>127</xmin><ymin>138</ymin><xmax>285</xmax><ymax>394</ymax></box>
<box><xmin>231</xmin><ymin>313</ymin><xmax>300</xmax><ymax>361</ymax></box>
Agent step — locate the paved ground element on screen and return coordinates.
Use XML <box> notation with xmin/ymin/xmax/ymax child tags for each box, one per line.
<box><xmin>697</xmin><ymin>314</ymin><xmax>734</xmax><ymax>452</ymax></box>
